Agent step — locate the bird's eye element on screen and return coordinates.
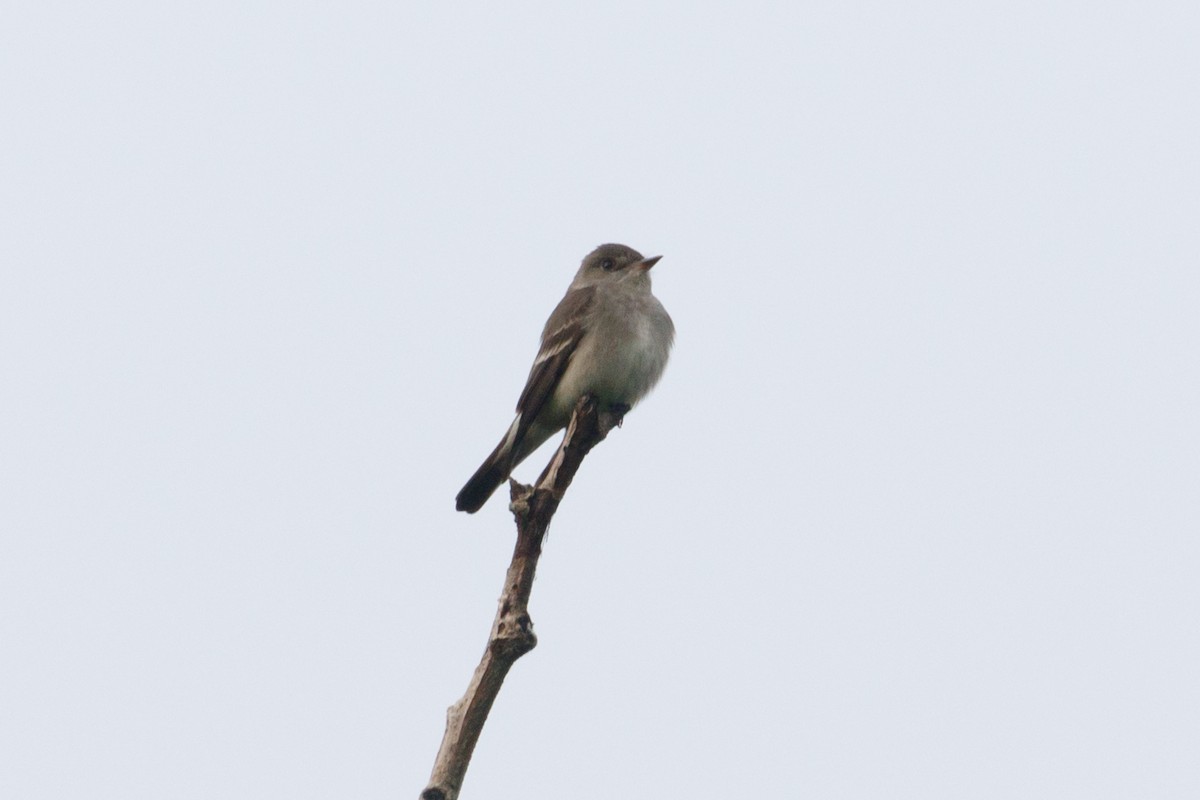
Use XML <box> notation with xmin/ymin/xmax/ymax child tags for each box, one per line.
<box><xmin>600</xmin><ymin>259</ymin><xmax>615</xmax><ymax>271</ymax></box>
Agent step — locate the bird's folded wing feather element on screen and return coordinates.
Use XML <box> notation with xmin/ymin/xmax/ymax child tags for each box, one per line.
<box><xmin>512</xmin><ymin>286</ymin><xmax>595</xmax><ymax>443</ymax></box>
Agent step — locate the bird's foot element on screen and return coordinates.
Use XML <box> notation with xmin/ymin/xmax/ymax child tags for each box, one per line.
<box><xmin>607</xmin><ymin>402</ymin><xmax>631</xmax><ymax>428</ymax></box>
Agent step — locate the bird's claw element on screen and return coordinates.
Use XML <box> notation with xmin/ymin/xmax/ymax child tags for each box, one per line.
<box><xmin>608</xmin><ymin>403</ymin><xmax>631</xmax><ymax>427</ymax></box>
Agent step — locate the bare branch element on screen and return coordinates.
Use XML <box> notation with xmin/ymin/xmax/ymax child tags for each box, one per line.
<box><xmin>420</xmin><ymin>395</ymin><xmax>623</xmax><ymax>800</ymax></box>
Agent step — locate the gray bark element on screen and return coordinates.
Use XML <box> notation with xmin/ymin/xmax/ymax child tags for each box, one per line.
<box><xmin>420</xmin><ymin>396</ymin><xmax>625</xmax><ymax>800</ymax></box>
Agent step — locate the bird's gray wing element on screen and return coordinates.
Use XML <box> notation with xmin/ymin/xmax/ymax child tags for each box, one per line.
<box><xmin>511</xmin><ymin>285</ymin><xmax>595</xmax><ymax>442</ymax></box>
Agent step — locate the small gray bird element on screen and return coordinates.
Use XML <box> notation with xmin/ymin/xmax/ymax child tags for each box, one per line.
<box><xmin>456</xmin><ymin>243</ymin><xmax>675</xmax><ymax>513</ymax></box>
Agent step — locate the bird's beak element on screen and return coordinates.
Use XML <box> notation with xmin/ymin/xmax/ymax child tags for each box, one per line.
<box><xmin>634</xmin><ymin>255</ymin><xmax>663</xmax><ymax>271</ymax></box>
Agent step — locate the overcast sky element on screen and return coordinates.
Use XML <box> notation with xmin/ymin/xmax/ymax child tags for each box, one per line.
<box><xmin>2</xmin><ymin>2</ymin><xmax>1198</xmax><ymax>799</ymax></box>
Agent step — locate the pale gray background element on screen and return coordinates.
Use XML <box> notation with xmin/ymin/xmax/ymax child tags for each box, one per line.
<box><xmin>2</xmin><ymin>2</ymin><xmax>1197</xmax><ymax>798</ymax></box>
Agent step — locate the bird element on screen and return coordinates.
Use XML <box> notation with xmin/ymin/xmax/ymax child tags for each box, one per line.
<box><xmin>455</xmin><ymin>243</ymin><xmax>674</xmax><ymax>513</ymax></box>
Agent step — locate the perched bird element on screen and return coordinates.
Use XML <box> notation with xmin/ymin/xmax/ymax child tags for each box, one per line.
<box><xmin>456</xmin><ymin>243</ymin><xmax>674</xmax><ymax>513</ymax></box>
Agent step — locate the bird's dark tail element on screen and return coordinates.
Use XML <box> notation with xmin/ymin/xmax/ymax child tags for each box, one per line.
<box><xmin>455</xmin><ymin>437</ymin><xmax>514</xmax><ymax>513</ymax></box>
